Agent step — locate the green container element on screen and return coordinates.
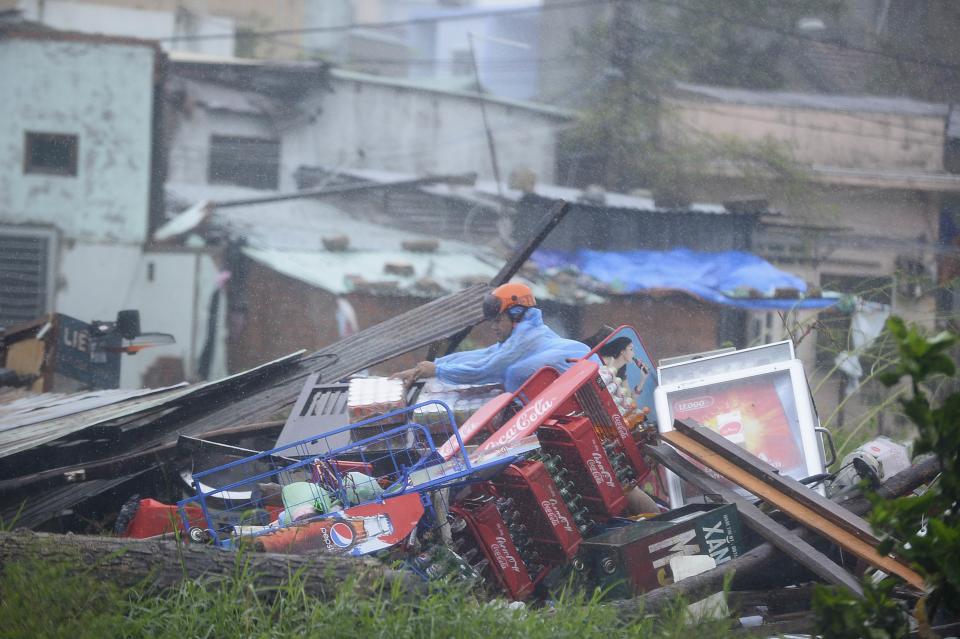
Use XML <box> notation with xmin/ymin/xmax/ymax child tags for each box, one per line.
<box><xmin>281</xmin><ymin>482</ymin><xmax>336</xmax><ymax>520</ymax></box>
<box><xmin>580</xmin><ymin>503</ymin><xmax>744</xmax><ymax>598</ymax></box>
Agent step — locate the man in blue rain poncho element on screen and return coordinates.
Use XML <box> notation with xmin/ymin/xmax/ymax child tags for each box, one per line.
<box><xmin>395</xmin><ymin>282</ymin><xmax>594</xmax><ymax>391</ymax></box>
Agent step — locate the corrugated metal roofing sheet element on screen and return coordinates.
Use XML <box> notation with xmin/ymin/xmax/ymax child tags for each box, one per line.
<box><xmin>173</xmin><ymin>77</ymin><xmax>279</xmax><ymax>116</ymax></box>
<box><xmin>339</xmin><ymin>167</ymin><xmax>729</xmax><ymax>214</ymax></box>
<box><xmin>1</xmin><ymin>469</ymin><xmax>149</xmax><ymax>529</ymax></box>
<box><xmin>242</xmin><ymin>247</ymin><xmax>497</xmax><ymax>296</ymax></box>
<box><xmin>166</xmin><ymin>182</ymin><xmax>488</xmax><ymax>254</ymax></box>
<box><xmin>166</xmin><ymin>182</ymin><xmax>600</xmax><ymax>301</ymax></box>
<box><xmin>0</xmin><ymin>386</ymin><xmax>184</xmax><ymax>430</ymax></box>
<box><xmin>0</xmin><ymin>351</ymin><xmax>304</xmax><ymax>460</ymax></box>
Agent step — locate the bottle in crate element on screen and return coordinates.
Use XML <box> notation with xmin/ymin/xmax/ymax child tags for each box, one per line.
<box><xmin>535</xmin><ymin>416</ymin><xmax>627</xmax><ymax>522</ymax></box>
<box><xmin>449</xmin><ymin>495</ymin><xmax>535</xmax><ymax>600</ymax></box>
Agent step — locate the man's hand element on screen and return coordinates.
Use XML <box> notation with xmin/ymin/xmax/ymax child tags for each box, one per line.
<box><xmin>392</xmin><ymin>361</ymin><xmax>436</xmax><ymax>388</ymax></box>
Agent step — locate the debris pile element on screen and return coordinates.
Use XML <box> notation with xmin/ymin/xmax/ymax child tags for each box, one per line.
<box><xmin>103</xmin><ymin>329</ymin><xmax>929</xmax><ymax>635</ymax></box>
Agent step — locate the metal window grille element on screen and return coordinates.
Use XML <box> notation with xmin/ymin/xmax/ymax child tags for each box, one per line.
<box><xmin>0</xmin><ymin>228</ymin><xmax>56</xmax><ymax>331</ymax></box>
<box><xmin>207</xmin><ymin>135</ymin><xmax>280</xmax><ymax>191</ymax></box>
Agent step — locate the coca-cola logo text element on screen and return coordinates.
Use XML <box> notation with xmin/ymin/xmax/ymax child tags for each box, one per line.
<box><xmin>492</xmin><ymin>535</ymin><xmax>521</xmax><ymax>573</ymax></box>
<box><xmin>490</xmin><ymin>397</ymin><xmax>554</xmax><ymax>448</ymax></box>
<box><xmin>541</xmin><ymin>498</ymin><xmax>574</xmax><ymax>532</ymax></box>
<box><xmin>587</xmin><ymin>452</ymin><xmax>615</xmax><ymax>487</ymax></box>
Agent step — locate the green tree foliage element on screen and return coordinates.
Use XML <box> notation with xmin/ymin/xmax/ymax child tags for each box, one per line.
<box><xmin>560</xmin><ymin>0</ymin><xmax>842</xmax><ymax>195</ymax></box>
<box><xmin>813</xmin><ymin>317</ymin><xmax>960</xmax><ymax>636</ymax></box>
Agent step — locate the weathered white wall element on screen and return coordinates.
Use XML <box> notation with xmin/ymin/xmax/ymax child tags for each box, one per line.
<box><xmin>15</xmin><ymin>0</ymin><xmax>235</xmax><ymax>57</ymax></box>
<box><xmin>0</xmin><ymin>35</ymin><xmax>229</xmax><ymax>388</ymax></box>
<box><xmin>279</xmin><ymin>72</ymin><xmax>566</xmax><ymax>189</ymax></box>
<box><xmin>666</xmin><ymin>98</ymin><xmax>947</xmax><ymax>172</ymax></box>
<box><xmin>56</xmin><ymin>243</ymin><xmax>226</xmax><ymax>387</ymax></box>
<box><xmin>166</xmin><ymin>108</ymin><xmax>279</xmax><ymax>186</ymax></box>
<box><xmin>0</xmin><ymin>37</ymin><xmax>155</xmax><ymax>244</ymax></box>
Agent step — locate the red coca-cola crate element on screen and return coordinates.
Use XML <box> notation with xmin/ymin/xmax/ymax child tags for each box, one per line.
<box><xmin>575</xmin><ymin>375</ymin><xmax>651</xmax><ymax>487</ymax></box>
<box><xmin>537</xmin><ymin>416</ymin><xmax>627</xmax><ymax>521</ymax></box>
<box><xmin>492</xmin><ymin>460</ymin><xmax>581</xmax><ymax>561</ymax></box>
<box><xmin>450</xmin><ymin>497</ymin><xmax>534</xmax><ymax>600</ymax></box>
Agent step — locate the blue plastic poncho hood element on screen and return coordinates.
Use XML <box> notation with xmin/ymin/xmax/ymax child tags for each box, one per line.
<box><xmin>434</xmin><ymin>307</ymin><xmax>595</xmax><ymax>391</ymax></box>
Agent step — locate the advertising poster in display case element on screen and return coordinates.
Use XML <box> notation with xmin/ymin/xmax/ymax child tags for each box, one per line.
<box><xmin>669</xmin><ymin>372</ymin><xmax>806</xmax><ymax>478</ymax></box>
<box><xmin>655</xmin><ymin>356</ymin><xmax>824</xmax><ymax>508</ymax></box>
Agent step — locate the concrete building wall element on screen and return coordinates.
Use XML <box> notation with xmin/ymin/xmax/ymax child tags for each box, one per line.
<box><xmin>16</xmin><ymin>0</ymin><xmax>308</xmax><ymax>59</ymax></box>
<box><xmin>54</xmin><ymin>243</ymin><xmax>226</xmax><ymax>387</ymax></box>
<box><xmin>666</xmin><ymin>98</ymin><xmax>947</xmax><ymax>172</ymax></box>
<box><xmin>280</xmin><ymin>73</ymin><xmax>565</xmax><ymax>189</ymax></box>
<box><xmin>666</xmin><ymin>176</ymin><xmax>940</xmax><ymax>438</ymax></box>
<box><xmin>166</xmin><ymin>107</ymin><xmax>279</xmax><ymax>186</ymax></box>
<box><xmin>0</xmin><ymin>34</ymin><xmax>227</xmax><ymax>388</ymax></box>
<box><xmin>14</xmin><ymin>0</ymin><xmax>234</xmax><ymax>57</ymax></box>
<box><xmin>0</xmin><ymin>36</ymin><xmax>156</xmax><ymax>244</ymax></box>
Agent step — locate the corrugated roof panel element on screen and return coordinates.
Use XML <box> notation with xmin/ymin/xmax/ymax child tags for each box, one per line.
<box><xmin>242</xmin><ymin>247</ymin><xmax>498</xmax><ymax>296</ymax></box>
<box><xmin>0</xmin><ymin>351</ymin><xmax>304</xmax><ymax>460</ymax></box>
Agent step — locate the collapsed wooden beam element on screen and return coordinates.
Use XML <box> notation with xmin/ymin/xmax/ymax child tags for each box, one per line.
<box><xmin>607</xmin><ymin>450</ymin><xmax>939</xmax><ymax>618</ymax></box>
<box><xmin>663</xmin><ymin>424</ymin><xmax>925</xmax><ymax>591</ymax></box>
<box><xmin>644</xmin><ymin>443</ymin><xmax>865</xmax><ymax>596</ymax></box>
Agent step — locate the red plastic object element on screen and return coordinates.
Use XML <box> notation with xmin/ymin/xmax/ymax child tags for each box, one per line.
<box><xmin>574</xmin><ymin>374</ymin><xmax>653</xmax><ymax>486</ymax></box>
<box><xmin>439</xmin><ymin>367</ymin><xmax>562</xmax><ymax>460</ymax></box>
<box><xmin>451</xmin><ymin>498</ymin><xmax>534</xmax><ymax>600</ymax></box>
<box><xmin>537</xmin><ymin>416</ymin><xmax>627</xmax><ymax>520</ymax></box>
<box><xmin>122</xmin><ymin>498</ymin><xmax>206</xmax><ymax>538</ymax></box>
<box><xmin>438</xmin><ymin>391</ymin><xmax>515</xmax><ymax>460</ymax></box>
<box><xmin>492</xmin><ymin>460</ymin><xmax>581</xmax><ymax>561</ymax></box>
<box><xmin>476</xmin><ymin>361</ymin><xmax>598</xmax><ymax>454</ymax></box>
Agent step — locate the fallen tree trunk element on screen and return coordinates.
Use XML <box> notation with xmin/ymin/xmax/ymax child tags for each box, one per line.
<box><xmin>0</xmin><ymin>530</ymin><xmax>425</xmax><ymax>600</ymax></box>
<box><xmin>609</xmin><ymin>454</ymin><xmax>940</xmax><ymax>617</ymax></box>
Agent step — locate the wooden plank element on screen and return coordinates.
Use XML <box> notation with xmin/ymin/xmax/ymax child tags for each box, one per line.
<box><xmin>674</xmin><ymin>420</ymin><xmax>879</xmax><ymax>545</ymax></box>
<box><xmin>5</xmin><ymin>338</ymin><xmax>45</xmax><ymax>392</ymax></box>
<box><xmin>662</xmin><ymin>430</ymin><xmax>926</xmax><ymax>591</ymax></box>
<box><xmin>644</xmin><ymin>443</ymin><xmax>865</xmax><ymax>596</ymax></box>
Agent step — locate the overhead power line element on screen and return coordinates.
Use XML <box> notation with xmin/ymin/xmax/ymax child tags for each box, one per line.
<box><xmin>161</xmin><ymin>0</ymin><xmax>612</xmax><ymax>43</ymax></box>
<box><xmin>644</xmin><ymin>0</ymin><xmax>960</xmax><ymax>76</ymax></box>
<box><xmin>171</xmin><ymin>0</ymin><xmax>960</xmax><ymax>77</ymax></box>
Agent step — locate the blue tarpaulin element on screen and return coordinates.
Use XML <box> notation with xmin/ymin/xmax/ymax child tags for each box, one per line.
<box><xmin>532</xmin><ymin>248</ymin><xmax>837</xmax><ymax>311</ymax></box>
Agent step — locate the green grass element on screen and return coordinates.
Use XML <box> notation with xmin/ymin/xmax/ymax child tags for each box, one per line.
<box><xmin>0</xmin><ymin>555</ymin><xmax>738</xmax><ymax>639</ymax></box>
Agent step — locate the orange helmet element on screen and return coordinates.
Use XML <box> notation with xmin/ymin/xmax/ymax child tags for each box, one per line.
<box><xmin>482</xmin><ymin>282</ymin><xmax>536</xmax><ymax>320</ymax></box>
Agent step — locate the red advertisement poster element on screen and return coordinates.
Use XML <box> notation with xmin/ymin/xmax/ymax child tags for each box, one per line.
<box><xmin>670</xmin><ymin>374</ymin><xmax>805</xmax><ymax>478</ymax></box>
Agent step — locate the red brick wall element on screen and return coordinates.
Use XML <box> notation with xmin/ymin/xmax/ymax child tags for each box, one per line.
<box><xmin>578</xmin><ymin>294</ymin><xmax>721</xmax><ymax>364</ymax></box>
<box><xmin>228</xmin><ymin>262</ymin><xmax>721</xmax><ymax>378</ymax></box>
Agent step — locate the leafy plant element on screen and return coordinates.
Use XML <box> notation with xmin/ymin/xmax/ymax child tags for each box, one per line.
<box><xmin>814</xmin><ymin>316</ymin><xmax>960</xmax><ymax>636</ymax></box>
<box><xmin>812</xmin><ymin>578</ymin><xmax>911</xmax><ymax>639</ymax></box>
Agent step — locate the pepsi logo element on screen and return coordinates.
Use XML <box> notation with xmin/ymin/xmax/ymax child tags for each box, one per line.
<box><xmin>329</xmin><ymin>522</ymin><xmax>355</xmax><ymax>548</ymax></box>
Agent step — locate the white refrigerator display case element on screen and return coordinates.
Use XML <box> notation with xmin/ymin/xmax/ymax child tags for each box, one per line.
<box><xmin>654</xmin><ymin>341</ymin><xmax>826</xmax><ymax>508</ymax></box>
